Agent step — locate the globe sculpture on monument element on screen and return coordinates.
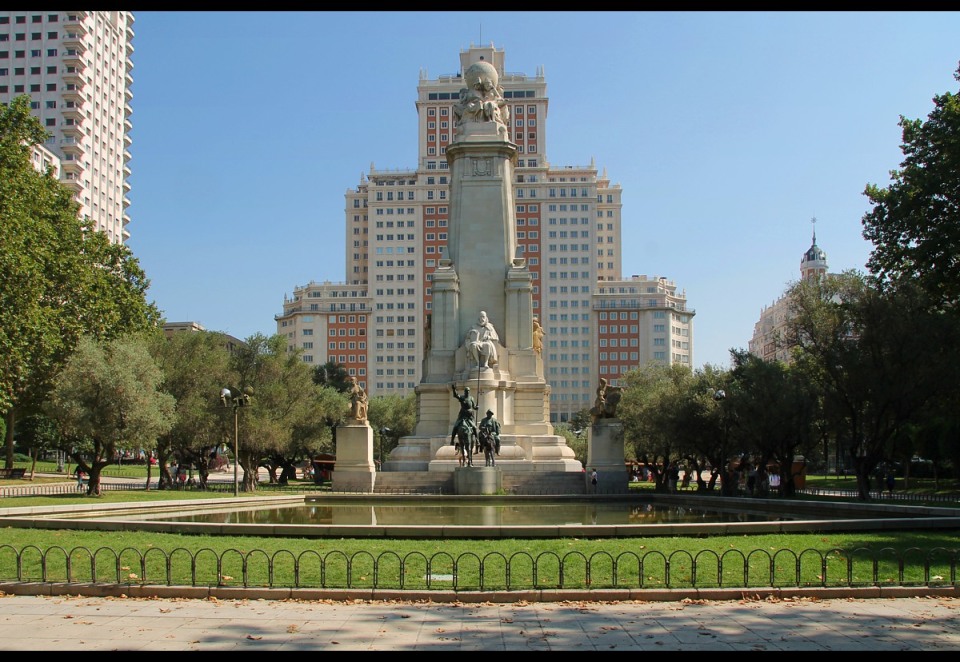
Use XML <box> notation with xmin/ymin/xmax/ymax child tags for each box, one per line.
<box><xmin>383</xmin><ymin>56</ymin><xmax>583</xmax><ymax>489</ymax></box>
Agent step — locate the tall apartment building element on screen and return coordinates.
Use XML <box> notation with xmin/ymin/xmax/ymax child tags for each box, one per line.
<box><xmin>0</xmin><ymin>10</ymin><xmax>134</xmax><ymax>244</ymax></box>
<box><xmin>278</xmin><ymin>43</ymin><xmax>693</xmax><ymax>423</ymax></box>
<box><xmin>593</xmin><ymin>275</ymin><xmax>694</xmax><ymax>383</ymax></box>
<box><xmin>748</xmin><ymin>219</ymin><xmax>829</xmax><ymax>363</ymax></box>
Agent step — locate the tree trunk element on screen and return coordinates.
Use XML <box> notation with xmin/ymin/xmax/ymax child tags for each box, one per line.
<box><xmin>4</xmin><ymin>408</ymin><xmax>15</xmax><ymax>469</ymax></box>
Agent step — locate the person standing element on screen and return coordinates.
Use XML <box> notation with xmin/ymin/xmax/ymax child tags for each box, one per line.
<box><xmin>590</xmin><ymin>468</ymin><xmax>598</xmax><ymax>493</ymax></box>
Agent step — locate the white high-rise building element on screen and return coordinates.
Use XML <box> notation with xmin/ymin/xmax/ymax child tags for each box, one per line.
<box><xmin>278</xmin><ymin>43</ymin><xmax>693</xmax><ymax>423</ymax></box>
<box><xmin>0</xmin><ymin>10</ymin><xmax>134</xmax><ymax>244</ymax></box>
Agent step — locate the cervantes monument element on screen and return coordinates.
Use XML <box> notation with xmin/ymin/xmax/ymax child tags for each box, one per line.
<box><xmin>383</xmin><ymin>51</ymin><xmax>582</xmax><ymax>476</ymax></box>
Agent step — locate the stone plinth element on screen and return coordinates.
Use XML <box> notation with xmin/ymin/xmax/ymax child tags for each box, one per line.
<box><xmin>454</xmin><ymin>466</ymin><xmax>502</xmax><ymax>495</ymax></box>
<box><xmin>586</xmin><ymin>419</ymin><xmax>629</xmax><ymax>494</ymax></box>
<box><xmin>333</xmin><ymin>423</ymin><xmax>375</xmax><ymax>493</ymax></box>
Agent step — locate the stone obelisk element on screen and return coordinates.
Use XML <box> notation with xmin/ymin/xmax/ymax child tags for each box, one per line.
<box><xmin>384</xmin><ymin>54</ymin><xmax>580</xmax><ymax>476</ymax></box>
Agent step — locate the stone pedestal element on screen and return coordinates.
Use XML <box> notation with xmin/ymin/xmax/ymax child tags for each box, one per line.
<box><xmin>454</xmin><ymin>466</ymin><xmax>502</xmax><ymax>495</ymax></box>
<box><xmin>333</xmin><ymin>423</ymin><xmax>375</xmax><ymax>493</ymax></box>
<box><xmin>585</xmin><ymin>419</ymin><xmax>629</xmax><ymax>494</ymax></box>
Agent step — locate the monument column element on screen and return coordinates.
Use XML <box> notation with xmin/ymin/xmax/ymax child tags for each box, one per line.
<box><xmin>445</xmin><ymin>138</ymin><xmax>518</xmax><ymax>342</ymax></box>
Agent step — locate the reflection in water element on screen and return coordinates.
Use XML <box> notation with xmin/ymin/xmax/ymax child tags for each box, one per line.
<box><xmin>135</xmin><ymin>501</ymin><xmax>796</xmax><ymax>527</ymax></box>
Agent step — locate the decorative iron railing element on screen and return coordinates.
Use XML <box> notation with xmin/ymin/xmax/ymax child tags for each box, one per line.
<box><xmin>1</xmin><ymin>544</ymin><xmax>957</xmax><ymax>592</ymax></box>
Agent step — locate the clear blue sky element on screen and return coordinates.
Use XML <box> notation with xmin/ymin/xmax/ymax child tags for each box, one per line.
<box><xmin>126</xmin><ymin>11</ymin><xmax>960</xmax><ymax>370</ymax></box>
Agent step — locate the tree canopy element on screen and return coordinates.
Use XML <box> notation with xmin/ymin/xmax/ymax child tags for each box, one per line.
<box><xmin>861</xmin><ymin>62</ymin><xmax>960</xmax><ymax>307</ymax></box>
<box><xmin>43</xmin><ymin>334</ymin><xmax>176</xmax><ymax>495</ymax></box>
<box><xmin>0</xmin><ymin>95</ymin><xmax>161</xmax><ymax>467</ymax></box>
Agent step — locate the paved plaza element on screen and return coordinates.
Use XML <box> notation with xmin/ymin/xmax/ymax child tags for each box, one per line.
<box><xmin>0</xmin><ymin>593</ymin><xmax>957</xmax><ymax>650</ymax></box>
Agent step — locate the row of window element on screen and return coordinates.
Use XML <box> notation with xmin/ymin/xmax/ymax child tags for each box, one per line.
<box><xmin>0</xmin><ymin>31</ymin><xmax>60</xmax><ymax>40</ymax></box>
<box><xmin>0</xmin><ymin>48</ymin><xmax>58</xmax><ymax>58</ymax></box>
<box><xmin>0</xmin><ymin>65</ymin><xmax>57</xmax><ymax>75</ymax></box>
<box><xmin>0</xmin><ymin>15</ymin><xmax>60</xmax><ymax>24</ymax></box>
<box><xmin>598</xmin><ymin>327</ymin><xmax>641</xmax><ymax>336</ymax></box>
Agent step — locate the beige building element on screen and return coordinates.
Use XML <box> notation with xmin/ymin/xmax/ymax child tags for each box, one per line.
<box><xmin>748</xmin><ymin>221</ymin><xmax>829</xmax><ymax>363</ymax></box>
<box><xmin>279</xmin><ymin>43</ymin><xmax>692</xmax><ymax>423</ymax></box>
<box><xmin>0</xmin><ymin>10</ymin><xmax>134</xmax><ymax>244</ymax></box>
<box><xmin>593</xmin><ymin>275</ymin><xmax>694</xmax><ymax>386</ymax></box>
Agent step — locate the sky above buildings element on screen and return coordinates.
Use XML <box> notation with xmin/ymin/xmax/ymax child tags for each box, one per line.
<box><xmin>126</xmin><ymin>11</ymin><xmax>960</xmax><ymax>370</ymax></box>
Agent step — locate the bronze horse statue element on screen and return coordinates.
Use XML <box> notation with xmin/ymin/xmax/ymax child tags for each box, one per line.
<box><xmin>455</xmin><ymin>424</ymin><xmax>477</xmax><ymax>467</ymax></box>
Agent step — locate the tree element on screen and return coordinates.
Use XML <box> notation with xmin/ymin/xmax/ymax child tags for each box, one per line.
<box><xmin>149</xmin><ymin>329</ymin><xmax>234</xmax><ymax>489</ymax></box>
<box><xmin>367</xmin><ymin>392</ymin><xmax>416</xmax><ymax>467</ymax></box>
<box><xmin>43</xmin><ymin>335</ymin><xmax>175</xmax><ymax>495</ymax></box>
<box><xmin>231</xmin><ymin>333</ymin><xmax>331</xmax><ymax>491</ymax></box>
<box><xmin>312</xmin><ymin>361</ymin><xmax>353</xmax><ymax>393</ymax></box>
<box><xmin>786</xmin><ymin>273</ymin><xmax>960</xmax><ymax>499</ymax></box>
<box><xmin>728</xmin><ymin>350</ymin><xmax>820</xmax><ymax>497</ymax></box>
<box><xmin>618</xmin><ymin>363</ymin><xmax>699</xmax><ymax>493</ymax></box>
<box><xmin>0</xmin><ymin>95</ymin><xmax>161</xmax><ymax>469</ymax></box>
<box><xmin>861</xmin><ymin>63</ymin><xmax>960</xmax><ymax>308</ymax></box>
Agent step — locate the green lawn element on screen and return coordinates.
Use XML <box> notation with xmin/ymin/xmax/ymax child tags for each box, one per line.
<box><xmin>1</xmin><ymin>484</ymin><xmax>958</xmax><ymax>590</ymax></box>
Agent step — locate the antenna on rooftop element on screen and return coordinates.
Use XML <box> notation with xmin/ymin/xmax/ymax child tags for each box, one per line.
<box><xmin>479</xmin><ymin>21</ymin><xmax>482</xmax><ymax>44</ymax></box>
<box><xmin>811</xmin><ymin>215</ymin><xmax>817</xmax><ymax>244</ymax></box>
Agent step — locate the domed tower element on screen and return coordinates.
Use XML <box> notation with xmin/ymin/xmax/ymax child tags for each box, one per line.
<box><xmin>800</xmin><ymin>216</ymin><xmax>828</xmax><ymax>281</ymax></box>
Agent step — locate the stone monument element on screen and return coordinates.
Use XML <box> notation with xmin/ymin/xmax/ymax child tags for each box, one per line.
<box><xmin>383</xmin><ymin>51</ymin><xmax>581</xmax><ymax>479</ymax></box>
<box><xmin>333</xmin><ymin>378</ymin><xmax>375</xmax><ymax>492</ymax></box>
<box><xmin>585</xmin><ymin>379</ymin><xmax>629</xmax><ymax>493</ymax></box>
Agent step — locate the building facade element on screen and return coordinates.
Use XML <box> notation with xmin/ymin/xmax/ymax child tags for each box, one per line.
<box><xmin>593</xmin><ymin>275</ymin><xmax>694</xmax><ymax>385</ymax></box>
<box><xmin>278</xmin><ymin>43</ymin><xmax>693</xmax><ymax>423</ymax></box>
<box><xmin>0</xmin><ymin>10</ymin><xmax>134</xmax><ymax>244</ymax></box>
<box><xmin>748</xmin><ymin>220</ymin><xmax>829</xmax><ymax>363</ymax></box>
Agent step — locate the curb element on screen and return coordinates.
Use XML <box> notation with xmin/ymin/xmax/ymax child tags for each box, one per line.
<box><xmin>2</xmin><ymin>581</ymin><xmax>958</xmax><ymax>603</ymax></box>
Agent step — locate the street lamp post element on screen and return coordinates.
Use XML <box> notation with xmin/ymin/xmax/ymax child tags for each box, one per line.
<box><xmin>220</xmin><ymin>387</ymin><xmax>252</xmax><ymax>497</ymax></box>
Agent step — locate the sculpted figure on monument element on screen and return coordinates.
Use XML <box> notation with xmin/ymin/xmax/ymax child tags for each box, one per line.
<box><xmin>450</xmin><ymin>385</ymin><xmax>479</xmax><ymax>448</ymax></box>
<box><xmin>453</xmin><ymin>60</ymin><xmax>510</xmax><ymax>138</ymax></box>
<box><xmin>532</xmin><ymin>316</ymin><xmax>545</xmax><ymax>355</ymax></box>
<box><xmin>348</xmin><ymin>376</ymin><xmax>368</xmax><ymax>423</ymax></box>
<box><xmin>465</xmin><ymin>310</ymin><xmax>499</xmax><ymax>369</ymax></box>
<box><xmin>590</xmin><ymin>377</ymin><xmax>622</xmax><ymax>422</ymax></box>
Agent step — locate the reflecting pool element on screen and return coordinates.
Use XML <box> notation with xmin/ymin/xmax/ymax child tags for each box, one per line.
<box><xmin>122</xmin><ymin>500</ymin><xmax>799</xmax><ymax>527</ymax></box>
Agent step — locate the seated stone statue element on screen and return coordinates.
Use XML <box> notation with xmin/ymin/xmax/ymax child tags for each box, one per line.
<box><xmin>465</xmin><ymin>310</ymin><xmax>499</xmax><ymax>369</ymax></box>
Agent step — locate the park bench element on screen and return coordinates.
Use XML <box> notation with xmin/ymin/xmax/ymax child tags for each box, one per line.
<box><xmin>0</xmin><ymin>468</ymin><xmax>27</xmax><ymax>479</ymax></box>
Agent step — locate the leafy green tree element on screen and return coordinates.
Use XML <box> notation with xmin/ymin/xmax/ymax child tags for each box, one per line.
<box><xmin>367</xmin><ymin>392</ymin><xmax>416</xmax><ymax>466</ymax></box>
<box><xmin>13</xmin><ymin>412</ymin><xmax>62</xmax><ymax>478</ymax></box>
<box><xmin>43</xmin><ymin>335</ymin><xmax>175</xmax><ymax>495</ymax></box>
<box><xmin>786</xmin><ymin>273</ymin><xmax>960</xmax><ymax>499</ymax></box>
<box><xmin>149</xmin><ymin>329</ymin><xmax>234</xmax><ymax>489</ymax></box>
<box><xmin>0</xmin><ymin>96</ymin><xmax>160</xmax><ymax>469</ymax></box>
<box><xmin>728</xmin><ymin>350</ymin><xmax>820</xmax><ymax>496</ymax></box>
<box><xmin>230</xmin><ymin>333</ymin><xmax>330</xmax><ymax>491</ymax></box>
<box><xmin>861</xmin><ymin>63</ymin><xmax>960</xmax><ymax>307</ymax></box>
<box><xmin>312</xmin><ymin>361</ymin><xmax>353</xmax><ymax>392</ymax></box>
<box><xmin>675</xmin><ymin>364</ymin><xmax>739</xmax><ymax>495</ymax></box>
<box><xmin>618</xmin><ymin>363</ymin><xmax>699</xmax><ymax>493</ymax></box>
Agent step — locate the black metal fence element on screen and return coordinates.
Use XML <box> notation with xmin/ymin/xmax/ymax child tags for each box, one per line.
<box><xmin>0</xmin><ymin>544</ymin><xmax>957</xmax><ymax>592</ymax></box>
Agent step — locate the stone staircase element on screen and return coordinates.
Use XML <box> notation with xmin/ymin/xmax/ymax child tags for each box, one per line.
<box><xmin>366</xmin><ymin>470</ymin><xmax>587</xmax><ymax>495</ymax></box>
<box><xmin>371</xmin><ymin>471</ymin><xmax>452</xmax><ymax>494</ymax></box>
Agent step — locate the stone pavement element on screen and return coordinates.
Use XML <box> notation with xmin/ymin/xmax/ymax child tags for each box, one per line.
<box><xmin>0</xmin><ymin>593</ymin><xmax>957</xmax><ymax>650</ymax></box>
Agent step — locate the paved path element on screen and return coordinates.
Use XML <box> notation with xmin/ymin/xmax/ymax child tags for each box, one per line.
<box><xmin>0</xmin><ymin>593</ymin><xmax>957</xmax><ymax>650</ymax></box>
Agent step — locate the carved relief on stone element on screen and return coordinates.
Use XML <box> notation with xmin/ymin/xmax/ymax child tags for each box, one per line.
<box><xmin>472</xmin><ymin>158</ymin><xmax>493</xmax><ymax>177</ymax></box>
